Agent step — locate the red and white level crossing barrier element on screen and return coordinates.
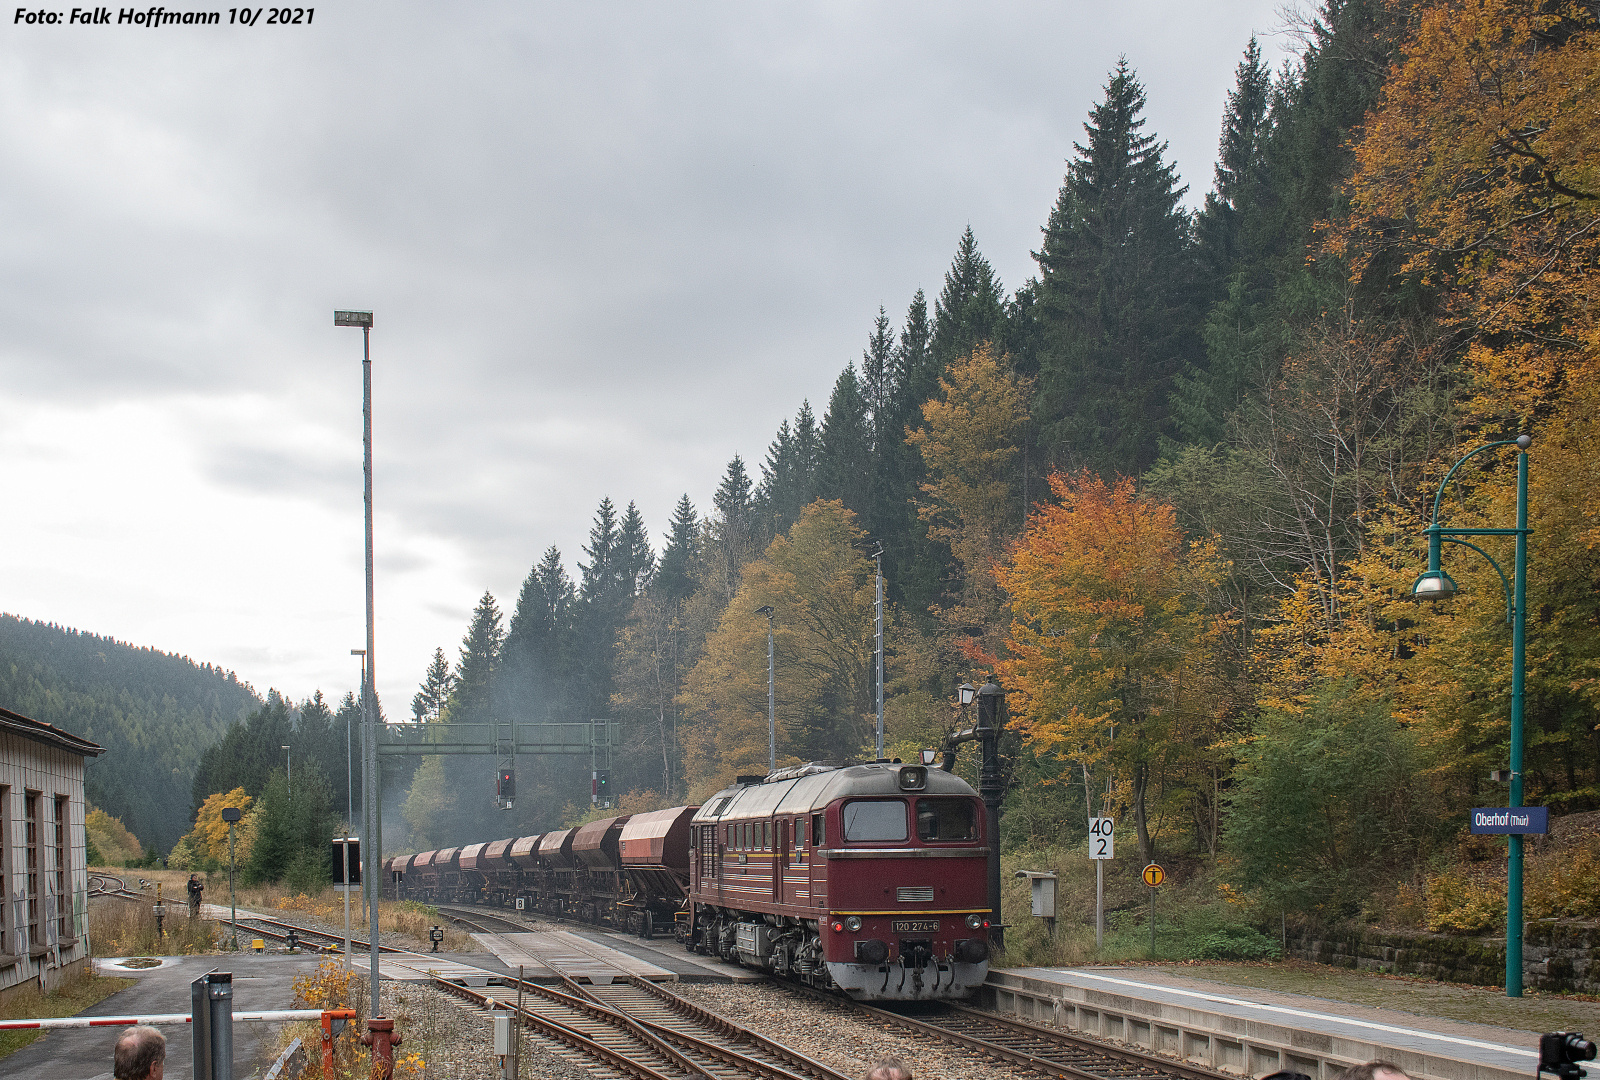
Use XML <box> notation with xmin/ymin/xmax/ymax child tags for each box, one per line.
<box><xmin>0</xmin><ymin>1009</ymin><xmax>325</xmax><ymax>1030</ymax></box>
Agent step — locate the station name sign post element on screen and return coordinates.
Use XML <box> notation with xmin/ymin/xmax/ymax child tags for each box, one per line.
<box><xmin>1470</xmin><ymin>807</ymin><xmax>1549</xmax><ymax>834</ymax></box>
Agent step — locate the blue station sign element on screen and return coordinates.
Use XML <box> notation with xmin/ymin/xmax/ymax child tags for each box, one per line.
<box><xmin>1470</xmin><ymin>807</ymin><xmax>1549</xmax><ymax>834</ymax></box>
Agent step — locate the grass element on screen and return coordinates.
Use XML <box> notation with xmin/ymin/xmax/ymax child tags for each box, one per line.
<box><xmin>90</xmin><ymin>895</ymin><xmax>219</xmax><ymax>957</ymax></box>
<box><xmin>0</xmin><ymin>968</ymin><xmax>136</xmax><ymax>1059</ymax></box>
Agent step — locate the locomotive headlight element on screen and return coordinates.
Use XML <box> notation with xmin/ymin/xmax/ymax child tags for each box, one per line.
<box><xmin>845</xmin><ymin>916</ymin><xmax>862</xmax><ymax>932</ymax></box>
<box><xmin>965</xmin><ymin>914</ymin><xmax>983</xmax><ymax>929</ymax></box>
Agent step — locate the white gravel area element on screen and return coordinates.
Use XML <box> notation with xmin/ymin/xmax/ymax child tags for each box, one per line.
<box><xmin>675</xmin><ymin>982</ymin><xmax>1036</xmax><ymax>1080</ymax></box>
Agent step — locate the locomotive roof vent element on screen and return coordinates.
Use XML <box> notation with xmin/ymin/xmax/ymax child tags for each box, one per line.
<box><xmin>735</xmin><ymin>774</ymin><xmax>765</xmax><ymax>786</ymax></box>
<box><xmin>765</xmin><ymin>761</ymin><xmax>844</xmax><ymax>783</ymax></box>
<box><xmin>898</xmin><ymin>765</ymin><xmax>928</xmax><ymax>791</ymax></box>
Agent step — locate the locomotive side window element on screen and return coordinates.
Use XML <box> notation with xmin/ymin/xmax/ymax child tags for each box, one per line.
<box><xmin>812</xmin><ymin>813</ymin><xmax>824</xmax><ymax>847</ymax></box>
<box><xmin>916</xmin><ymin>798</ymin><xmax>978</xmax><ymax>841</ymax></box>
<box><xmin>762</xmin><ymin>821</ymin><xmax>770</xmax><ymax>850</ymax></box>
<box><xmin>842</xmin><ymin>799</ymin><xmax>908</xmax><ymax>842</ymax></box>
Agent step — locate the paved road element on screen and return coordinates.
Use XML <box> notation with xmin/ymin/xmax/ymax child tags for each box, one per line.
<box><xmin>0</xmin><ymin>953</ymin><xmax>328</xmax><ymax>1079</ymax></box>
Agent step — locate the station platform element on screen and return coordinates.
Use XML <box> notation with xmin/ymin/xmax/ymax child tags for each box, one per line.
<box><xmin>986</xmin><ymin>966</ymin><xmax>1548</xmax><ymax>1080</ymax></box>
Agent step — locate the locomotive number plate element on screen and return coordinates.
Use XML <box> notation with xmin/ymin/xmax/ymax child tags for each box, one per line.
<box><xmin>892</xmin><ymin>919</ymin><xmax>939</xmax><ymax>933</ymax></box>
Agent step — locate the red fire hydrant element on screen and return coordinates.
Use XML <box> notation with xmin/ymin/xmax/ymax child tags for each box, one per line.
<box><xmin>362</xmin><ymin>1016</ymin><xmax>402</xmax><ymax>1080</ymax></box>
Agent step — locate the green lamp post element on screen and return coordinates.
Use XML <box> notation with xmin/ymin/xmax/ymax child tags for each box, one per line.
<box><xmin>1412</xmin><ymin>433</ymin><xmax>1531</xmax><ymax>996</ymax></box>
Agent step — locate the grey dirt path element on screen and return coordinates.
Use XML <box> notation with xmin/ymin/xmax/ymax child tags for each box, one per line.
<box><xmin>0</xmin><ymin>952</ymin><xmax>328</xmax><ymax>1079</ymax></box>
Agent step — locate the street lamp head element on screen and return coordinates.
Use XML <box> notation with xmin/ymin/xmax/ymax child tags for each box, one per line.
<box><xmin>1516</xmin><ymin>434</ymin><xmax>1532</xmax><ymax>450</ymax></box>
<box><xmin>1412</xmin><ymin>569</ymin><xmax>1459</xmax><ymax>600</ymax></box>
<box><xmin>333</xmin><ymin>310</ymin><xmax>373</xmax><ymax>327</ymax></box>
<box><xmin>351</xmin><ymin>649</ymin><xmax>366</xmax><ymax>656</ymax></box>
<box><xmin>958</xmin><ymin>682</ymin><xmax>977</xmax><ymax>706</ymax></box>
<box><xmin>755</xmin><ymin>605</ymin><xmax>774</xmax><ymax>617</ymax></box>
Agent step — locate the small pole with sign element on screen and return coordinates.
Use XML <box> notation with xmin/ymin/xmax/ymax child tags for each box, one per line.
<box><xmin>1143</xmin><ymin>862</ymin><xmax>1164</xmax><ymax>957</ymax></box>
<box><xmin>1088</xmin><ymin>817</ymin><xmax>1114</xmax><ymax>950</ymax></box>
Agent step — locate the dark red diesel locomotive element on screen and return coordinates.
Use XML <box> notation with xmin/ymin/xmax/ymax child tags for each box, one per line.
<box><xmin>686</xmin><ymin>760</ymin><xmax>990</xmax><ymax>1000</ymax></box>
<box><xmin>385</xmin><ymin>759</ymin><xmax>991</xmax><ymax>1001</ymax></box>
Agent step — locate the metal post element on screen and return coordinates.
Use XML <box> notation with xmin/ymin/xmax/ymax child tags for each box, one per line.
<box><xmin>1508</xmin><ymin>446</ymin><xmax>1528</xmax><ymax>996</ymax></box>
<box><xmin>209</xmin><ymin>972</ymin><xmax>234</xmax><ymax>1080</ymax></box>
<box><xmin>192</xmin><ymin>974</ymin><xmax>214</xmax><ymax>1080</ymax></box>
<box><xmin>1149</xmin><ymin>890</ymin><xmax>1156</xmax><ymax>958</ymax></box>
<box><xmin>361</xmin><ymin>320</ymin><xmax>380</xmax><ymax>1018</ymax></box>
<box><xmin>874</xmin><ymin>544</ymin><xmax>884</xmax><ymax>760</ymax></box>
<box><xmin>1095</xmin><ymin>860</ymin><xmax>1103</xmax><ymax>951</ymax></box>
<box><xmin>1415</xmin><ymin>435</ymin><xmax>1532</xmax><ymax>997</ymax></box>
<box><xmin>976</xmin><ymin>682</ymin><xmax>1004</xmax><ymax>949</ymax></box>
<box><xmin>343</xmin><ymin>838</ymin><xmax>352</xmax><ymax>973</ymax></box>
<box><xmin>228</xmin><ymin>824</ymin><xmax>237</xmax><ymax>950</ymax></box>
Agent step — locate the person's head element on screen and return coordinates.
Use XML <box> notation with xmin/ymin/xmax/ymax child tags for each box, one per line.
<box><xmin>863</xmin><ymin>1055</ymin><xmax>913</xmax><ymax>1080</ymax></box>
<box><xmin>1333</xmin><ymin>1061</ymin><xmax>1410</xmax><ymax>1080</ymax></box>
<box><xmin>114</xmin><ymin>1026</ymin><xmax>166</xmax><ymax>1080</ymax></box>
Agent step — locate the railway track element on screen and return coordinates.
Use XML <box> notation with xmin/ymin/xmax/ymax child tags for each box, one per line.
<box><xmin>431</xmin><ymin>899</ymin><xmax>1229</xmax><ymax>1080</ymax></box>
<box><xmin>430</xmin><ymin>971</ymin><xmax>853</xmax><ymax>1080</ymax></box>
<box><xmin>782</xmin><ymin>980</ymin><xmax>1232</xmax><ymax>1080</ymax></box>
<box><xmin>230</xmin><ymin>915</ymin><xmax>405</xmax><ymax>955</ymax></box>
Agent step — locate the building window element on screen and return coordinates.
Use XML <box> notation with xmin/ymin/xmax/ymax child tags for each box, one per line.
<box><xmin>25</xmin><ymin>793</ymin><xmax>40</xmax><ymax>953</ymax></box>
<box><xmin>55</xmin><ymin>796</ymin><xmax>70</xmax><ymax>943</ymax></box>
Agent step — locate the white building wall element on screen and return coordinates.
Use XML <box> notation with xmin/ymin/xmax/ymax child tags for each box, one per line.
<box><xmin>0</xmin><ymin>731</ymin><xmax>90</xmax><ymax>995</ymax></box>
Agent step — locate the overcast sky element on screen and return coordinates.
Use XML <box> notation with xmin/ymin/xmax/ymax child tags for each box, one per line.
<box><xmin>1</xmin><ymin>2</ymin><xmax>1294</xmax><ymax>715</ymax></box>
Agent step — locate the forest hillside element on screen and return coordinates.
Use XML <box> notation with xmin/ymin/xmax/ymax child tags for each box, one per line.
<box><xmin>0</xmin><ymin>614</ymin><xmax>259</xmax><ymax>851</ymax></box>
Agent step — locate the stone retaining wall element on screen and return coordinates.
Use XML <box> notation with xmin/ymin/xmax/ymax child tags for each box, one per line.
<box><xmin>1285</xmin><ymin>920</ymin><xmax>1600</xmax><ymax>993</ymax></box>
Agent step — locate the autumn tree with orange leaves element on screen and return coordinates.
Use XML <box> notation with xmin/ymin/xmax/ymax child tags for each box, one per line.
<box><xmin>997</xmin><ymin>472</ymin><xmax>1231</xmax><ymax>863</ymax></box>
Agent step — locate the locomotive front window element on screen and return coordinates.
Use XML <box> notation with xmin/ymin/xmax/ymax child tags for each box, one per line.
<box><xmin>916</xmin><ymin>798</ymin><xmax>978</xmax><ymax>841</ymax></box>
<box><xmin>842</xmin><ymin>799</ymin><xmax>908</xmax><ymax>842</ymax></box>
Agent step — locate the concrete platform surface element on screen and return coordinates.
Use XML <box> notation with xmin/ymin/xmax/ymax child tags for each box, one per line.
<box><xmin>0</xmin><ymin>952</ymin><xmax>327</xmax><ymax>1080</ymax></box>
<box><xmin>1004</xmin><ymin>966</ymin><xmax>1542</xmax><ymax>1078</ymax></box>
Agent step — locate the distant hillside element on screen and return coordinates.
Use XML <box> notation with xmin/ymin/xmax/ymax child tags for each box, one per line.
<box><xmin>0</xmin><ymin>615</ymin><xmax>260</xmax><ymax>852</ymax></box>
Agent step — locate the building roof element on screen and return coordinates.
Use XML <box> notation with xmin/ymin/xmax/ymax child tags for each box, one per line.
<box><xmin>0</xmin><ymin>706</ymin><xmax>106</xmax><ymax>758</ymax></box>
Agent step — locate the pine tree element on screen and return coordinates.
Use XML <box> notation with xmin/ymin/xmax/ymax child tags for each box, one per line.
<box><xmin>1035</xmin><ymin>59</ymin><xmax>1198</xmax><ymax>477</ymax></box>
<box><xmin>818</xmin><ymin>364</ymin><xmax>872</xmax><ymax>517</ymax></box>
<box><xmin>895</xmin><ymin>290</ymin><xmax>934</xmax><ymax>411</ymax></box>
<box><xmin>448</xmin><ymin>592</ymin><xmax>504</xmax><ymax>725</ymax></box>
<box><xmin>930</xmin><ymin>228</ymin><xmax>1006</xmax><ymax>378</ymax></box>
<box><xmin>862</xmin><ymin>307</ymin><xmax>896</xmax><ymax>447</ymax></box>
<box><xmin>579</xmin><ymin>498</ymin><xmax>621</xmax><ymax>603</ymax></box>
<box><xmin>1195</xmin><ymin>38</ymin><xmax>1274</xmax><ymax>291</ymax></box>
<box><xmin>655</xmin><ymin>497</ymin><xmax>700</xmax><ymax>606</ymax></box>
<box><xmin>617</xmin><ymin>502</ymin><xmax>655</xmax><ymax>598</ymax></box>
<box><xmin>411</xmin><ymin>648</ymin><xmax>453</xmax><ymax>722</ymax></box>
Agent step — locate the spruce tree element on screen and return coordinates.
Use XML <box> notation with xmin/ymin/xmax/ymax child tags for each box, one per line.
<box><xmin>617</xmin><ymin>502</ymin><xmax>654</xmax><ymax>598</ymax></box>
<box><xmin>410</xmin><ymin>648</ymin><xmax>453</xmax><ymax>722</ymax></box>
<box><xmin>1035</xmin><ymin>59</ymin><xmax>1198</xmax><ymax>477</ymax></box>
<box><xmin>579</xmin><ymin>498</ymin><xmax>620</xmax><ymax>603</ymax></box>
<box><xmin>1195</xmin><ymin>38</ymin><xmax>1273</xmax><ymax>292</ymax></box>
<box><xmin>930</xmin><ymin>228</ymin><xmax>1006</xmax><ymax>378</ymax></box>
<box><xmin>818</xmin><ymin>364</ymin><xmax>873</xmax><ymax>517</ymax></box>
<box><xmin>655</xmin><ymin>497</ymin><xmax>700</xmax><ymax>605</ymax></box>
<box><xmin>448</xmin><ymin>592</ymin><xmax>504</xmax><ymax>725</ymax></box>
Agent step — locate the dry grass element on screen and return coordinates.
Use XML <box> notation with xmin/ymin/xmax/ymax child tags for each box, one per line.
<box><xmin>89</xmin><ymin>896</ymin><xmax>218</xmax><ymax>957</ymax></box>
<box><xmin>0</xmin><ymin>967</ymin><xmax>135</xmax><ymax>1059</ymax></box>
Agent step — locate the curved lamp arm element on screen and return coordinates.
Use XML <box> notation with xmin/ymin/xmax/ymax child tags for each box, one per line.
<box><xmin>1439</xmin><ymin>537</ymin><xmax>1514</xmax><ymax>623</ymax></box>
<box><xmin>1431</xmin><ymin>437</ymin><xmax>1528</xmax><ymax>525</ymax></box>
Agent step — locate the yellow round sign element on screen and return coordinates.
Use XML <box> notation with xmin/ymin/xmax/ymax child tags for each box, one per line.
<box><xmin>1142</xmin><ymin>863</ymin><xmax>1165</xmax><ymax>888</ymax></box>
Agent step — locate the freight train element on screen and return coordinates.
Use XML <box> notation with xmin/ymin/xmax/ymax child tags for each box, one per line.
<box><xmin>385</xmin><ymin>759</ymin><xmax>992</xmax><ymax>1000</ymax></box>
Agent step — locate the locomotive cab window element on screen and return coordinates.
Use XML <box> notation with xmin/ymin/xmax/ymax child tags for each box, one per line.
<box><xmin>916</xmin><ymin>798</ymin><xmax>977</xmax><ymax>841</ymax></box>
<box><xmin>842</xmin><ymin>799</ymin><xmax>908</xmax><ymax>842</ymax></box>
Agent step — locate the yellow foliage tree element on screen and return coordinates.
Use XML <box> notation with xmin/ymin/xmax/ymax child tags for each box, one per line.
<box><xmin>679</xmin><ymin>501</ymin><xmax>877</xmax><ymax>800</ymax></box>
<box><xmin>907</xmin><ymin>342</ymin><xmax>1033</xmax><ymax>663</ymax></box>
<box><xmin>169</xmin><ymin>789</ymin><xmax>256</xmax><ymax>869</ymax></box>
<box><xmin>85</xmin><ymin>806</ymin><xmax>142</xmax><ymax>866</ymax></box>
<box><xmin>997</xmin><ymin>472</ymin><xmax>1230</xmax><ymax>862</ymax></box>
